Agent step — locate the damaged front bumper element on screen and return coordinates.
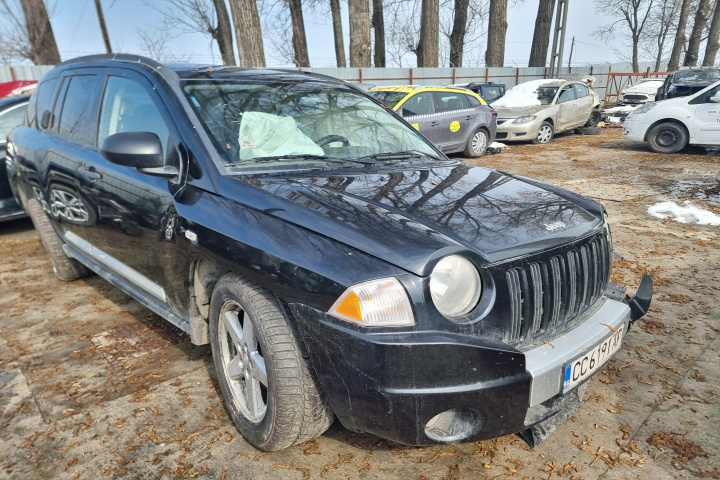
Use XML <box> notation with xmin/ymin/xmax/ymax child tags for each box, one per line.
<box><xmin>291</xmin><ymin>276</ymin><xmax>653</xmax><ymax>446</ymax></box>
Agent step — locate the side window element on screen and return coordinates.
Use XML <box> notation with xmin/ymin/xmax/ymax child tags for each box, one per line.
<box><xmin>701</xmin><ymin>85</ymin><xmax>720</xmax><ymax>103</ymax></box>
<box><xmin>558</xmin><ymin>87</ymin><xmax>575</xmax><ymax>103</ymax></box>
<box><xmin>0</xmin><ymin>103</ymin><xmax>28</xmax><ymax>141</ymax></box>
<box><xmin>401</xmin><ymin>92</ymin><xmax>435</xmax><ymax>116</ymax></box>
<box><xmin>465</xmin><ymin>94</ymin><xmax>481</xmax><ymax>107</ymax></box>
<box><xmin>482</xmin><ymin>87</ymin><xmax>502</xmax><ymax>101</ymax></box>
<box><xmin>97</xmin><ymin>76</ymin><xmax>171</xmax><ymax>156</ymax></box>
<box><xmin>434</xmin><ymin>92</ymin><xmax>465</xmax><ymax>113</ymax></box>
<box><xmin>30</xmin><ymin>76</ymin><xmax>58</xmax><ymax>129</ymax></box>
<box><xmin>56</xmin><ymin>75</ymin><xmax>104</xmax><ymax>144</ymax></box>
<box><xmin>573</xmin><ymin>84</ymin><xmax>589</xmax><ymax>98</ymax></box>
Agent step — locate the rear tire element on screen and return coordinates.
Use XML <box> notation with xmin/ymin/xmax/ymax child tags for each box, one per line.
<box><xmin>533</xmin><ymin>121</ymin><xmax>554</xmax><ymax>144</ymax></box>
<box><xmin>584</xmin><ymin>109</ymin><xmax>601</xmax><ymax>128</ymax></box>
<box><xmin>209</xmin><ymin>273</ymin><xmax>333</xmax><ymax>451</ymax></box>
<box><xmin>25</xmin><ymin>198</ymin><xmax>91</xmax><ymax>282</ymax></box>
<box><xmin>646</xmin><ymin>122</ymin><xmax>688</xmax><ymax>154</ymax></box>
<box><xmin>464</xmin><ymin>129</ymin><xmax>488</xmax><ymax>157</ymax></box>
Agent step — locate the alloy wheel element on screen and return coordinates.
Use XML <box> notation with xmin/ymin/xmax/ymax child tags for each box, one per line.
<box><xmin>49</xmin><ymin>190</ymin><xmax>90</xmax><ymax>223</ymax></box>
<box><xmin>218</xmin><ymin>302</ymin><xmax>268</xmax><ymax>423</ymax></box>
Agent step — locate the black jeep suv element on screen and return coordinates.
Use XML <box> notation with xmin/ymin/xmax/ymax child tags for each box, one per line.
<box><xmin>6</xmin><ymin>55</ymin><xmax>651</xmax><ymax>451</ymax></box>
<box><xmin>656</xmin><ymin>68</ymin><xmax>720</xmax><ymax>101</ymax></box>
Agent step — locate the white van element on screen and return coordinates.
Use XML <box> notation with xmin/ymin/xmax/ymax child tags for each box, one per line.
<box><xmin>623</xmin><ymin>80</ymin><xmax>720</xmax><ymax>153</ymax></box>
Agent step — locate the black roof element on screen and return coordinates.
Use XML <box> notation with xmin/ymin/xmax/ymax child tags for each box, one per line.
<box><xmin>56</xmin><ymin>54</ymin><xmax>350</xmax><ymax>87</ymax></box>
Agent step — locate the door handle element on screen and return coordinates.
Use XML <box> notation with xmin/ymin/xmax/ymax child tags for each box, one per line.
<box><xmin>78</xmin><ymin>165</ymin><xmax>102</xmax><ymax>180</ymax></box>
<box><xmin>430</xmin><ymin>121</ymin><xmax>440</xmax><ymax>127</ymax></box>
<box><xmin>465</xmin><ymin>116</ymin><xmax>474</xmax><ymax>121</ymax></box>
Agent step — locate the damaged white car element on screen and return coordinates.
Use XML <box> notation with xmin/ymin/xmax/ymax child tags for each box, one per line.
<box><xmin>493</xmin><ymin>78</ymin><xmax>601</xmax><ymax>144</ymax></box>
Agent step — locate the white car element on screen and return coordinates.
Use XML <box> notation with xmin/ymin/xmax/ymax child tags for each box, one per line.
<box><xmin>618</xmin><ymin>78</ymin><xmax>664</xmax><ymax>105</ymax></box>
<box><xmin>623</xmin><ymin>81</ymin><xmax>720</xmax><ymax>153</ymax></box>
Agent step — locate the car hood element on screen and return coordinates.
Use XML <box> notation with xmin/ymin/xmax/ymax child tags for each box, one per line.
<box><xmin>494</xmin><ymin>104</ymin><xmax>553</xmax><ymax>118</ymax></box>
<box><xmin>223</xmin><ymin>162</ymin><xmax>602</xmax><ymax>274</ymax></box>
<box><xmin>623</xmin><ymin>83</ymin><xmax>663</xmax><ymax>95</ymax></box>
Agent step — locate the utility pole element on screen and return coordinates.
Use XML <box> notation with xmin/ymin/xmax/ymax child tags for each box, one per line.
<box><xmin>94</xmin><ymin>0</ymin><xmax>112</xmax><ymax>54</ymax></box>
<box><xmin>567</xmin><ymin>36</ymin><xmax>575</xmax><ymax>71</ymax></box>
<box><xmin>548</xmin><ymin>0</ymin><xmax>569</xmax><ymax>77</ymax></box>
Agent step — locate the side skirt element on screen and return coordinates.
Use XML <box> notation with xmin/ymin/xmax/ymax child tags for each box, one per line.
<box><xmin>62</xmin><ymin>241</ymin><xmax>193</xmax><ymax>338</ymax></box>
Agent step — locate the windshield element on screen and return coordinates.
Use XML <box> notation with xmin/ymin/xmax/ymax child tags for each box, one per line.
<box><xmin>370</xmin><ymin>90</ymin><xmax>408</xmax><ymax>109</ymax></box>
<box><xmin>183</xmin><ymin>81</ymin><xmax>436</xmax><ymax>172</ymax></box>
<box><xmin>674</xmin><ymin>70</ymin><xmax>720</xmax><ymax>82</ymax></box>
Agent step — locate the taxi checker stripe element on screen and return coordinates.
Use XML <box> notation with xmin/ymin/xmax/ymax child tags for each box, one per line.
<box><xmin>405</xmin><ymin>107</ymin><xmax>477</xmax><ymax>121</ymax></box>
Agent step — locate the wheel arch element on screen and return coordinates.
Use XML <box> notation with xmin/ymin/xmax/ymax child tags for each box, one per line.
<box><xmin>643</xmin><ymin>118</ymin><xmax>690</xmax><ymax>142</ymax></box>
<box><xmin>188</xmin><ymin>258</ymin><xmax>230</xmax><ymax>345</ymax></box>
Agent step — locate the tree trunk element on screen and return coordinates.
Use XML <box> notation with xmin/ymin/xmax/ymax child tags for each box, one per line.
<box><xmin>20</xmin><ymin>0</ymin><xmax>60</xmax><ymax>64</ymax></box>
<box><xmin>416</xmin><ymin>0</ymin><xmax>439</xmax><ymax>67</ymax></box>
<box><xmin>449</xmin><ymin>0</ymin><xmax>469</xmax><ymax>67</ymax></box>
<box><xmin>668</xmin><ymin>0</ymin><xmax>692</xmax><ymax>70</ymax></box>
<box><xmin>372</xmin><ymin>0</ymin><xmax>385</xmax><ymax>67</ymax></box>
<box><xmin>212</xmin><ymin>0</ymin><xmax>236</xmax><ymax>65</ymax></box>
<box><xmin>528</xmin><ymin>0</ymin><xmax>554</xmax><ymax>67</ymax></box>
<box><xmin>485</xmin><ymin>0</ymin><xmax>507</xmax><ymax>67</ymax></box>
<box><xmin>632</xmin><ymin>35</ymin><xmax>640</xmax><ymax>72</ymax></box>
<box><xmin>684</xmin><ymin>0</ymin><xmax>711</xmax><ymax>67</ymax></box>
<box><xmin>228</xmin><ymin>0</ymin><xmax>265</xmax><ymax>67</ymax></box>
<box><xmin>330</xmin><ymin>0</ymin><xmax>347</xmax><ymax>67</ymax></box>
<box><xmin>349</xmin><ymin>0</ymin><xmax>371</xmax><ymax>67</ymax></box>
<box><xmin>288</xmin><ymin>0</ymin><xmax>310</xmax><ymax>67</ymax></box>
<box><xmin>703</xmin><ymin>0</ymin><xmax>720</xmax><ymax>66</ymax></box>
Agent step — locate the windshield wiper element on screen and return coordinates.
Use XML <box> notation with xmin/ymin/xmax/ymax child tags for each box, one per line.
<box><xmin>356</xmin><ymin>150</ymin><xmax>445</xmax><ymax>163</ymax></box>
<box><xmin>225</xmin><ymin>154</ymin><xmax>347</xmax><ymax>168</ymax></box>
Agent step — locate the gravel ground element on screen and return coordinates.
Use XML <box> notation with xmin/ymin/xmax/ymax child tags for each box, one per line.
<box><xmin>1</xmin><ymin>128</ymin><xmax>718</xmax><ymax>480</ymax></box>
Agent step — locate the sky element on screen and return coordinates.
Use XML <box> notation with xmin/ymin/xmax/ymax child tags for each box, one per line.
<box><xmin>46</xmin><ymin>0</ymin><xmax>625</xmax><ymax>68</ymax></box>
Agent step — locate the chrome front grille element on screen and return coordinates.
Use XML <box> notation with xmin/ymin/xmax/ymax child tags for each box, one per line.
<box><xmin>504</xmin><ymin>234</ymin><xmax>610</xmax><ymax>344</ymax></box>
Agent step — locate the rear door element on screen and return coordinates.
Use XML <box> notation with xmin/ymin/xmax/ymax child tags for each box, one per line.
<box><xmin>399</xmin><ymin>92</ymin><xmax>441</xmax><ymax>144</ymax></box>
<box><xmin>555</xmin><ymin>86</ymin><xmax>576</xmax><ymax>131</ymax></box>
<box><xmin>691</xmin><ymin>85</ymin><xmax>720</xmax><ymax>145</ymax></box>
<box><xmin>41</xmin><ymin>70</ymin><xmax>106</xmax><ymax>247</ymax></box>
<box><xmin>572</xmin><ymin>83</ymin><xmax>594</xmax><ymax>125</ymax></box>
<box><xmin>433</xmin><ymin>91</ymin><xmax>474</xmax><ymax>150</ymax></box>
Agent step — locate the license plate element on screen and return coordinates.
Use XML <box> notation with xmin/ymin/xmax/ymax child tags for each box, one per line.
<box><xmin>563</xmin><ymin>325</ymin><xmax>625</xmax><ymax>393</ymax></box>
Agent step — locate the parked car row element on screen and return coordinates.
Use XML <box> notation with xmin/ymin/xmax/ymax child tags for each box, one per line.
<box><xmin>3</xmin><ymin>54</ymin><xmax>652</xmax><ymax>451</ymax></box>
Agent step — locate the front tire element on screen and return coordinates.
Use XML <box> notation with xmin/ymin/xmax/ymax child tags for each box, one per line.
<box><xmin>464</xmin><ymin>129</ymin><xmax>488</xmax><ymax>157</ymax></box>
<box><xmin>646</xmin><ymin>122</ymin><xmax>688</xmax><ymax>154</ymax></box>
<box><xmin>533</xmin><ymin>121</ymin><xmax>554</xmax><ymax>144</ymax></box>
<box><xmin>209</xmin><ymin>273</ymin><xmax>333</xmax><ymax>451</ymax></box>
<box><xmin>25</xmin><ymin>198</ymin><xmax>91</xmax><ymax>282</ymax></box>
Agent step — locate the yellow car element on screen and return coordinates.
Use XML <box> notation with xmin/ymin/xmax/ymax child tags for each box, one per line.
<box><xmin>369</xmin><ymin>86</ymin><xmax>497</xmax><ymax>157</ymax></box>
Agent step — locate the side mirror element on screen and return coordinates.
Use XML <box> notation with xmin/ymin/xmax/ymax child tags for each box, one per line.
<box><xmin>101</xmin><ymin>132</ymin><xmax>177</xmax><ymax>177</ymax></box>
<box><xmin>711</xmin><ymin>94</ymin><xmax>720</xmax><ymax>103</ymax></box>
<box><xmin>40</xmin><ymin>110</ymin><xmax>52</xmax><ymax>129</ymax></box>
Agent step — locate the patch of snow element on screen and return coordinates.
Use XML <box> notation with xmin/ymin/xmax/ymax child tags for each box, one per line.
<box><xmin>603</xmin><ymin>105</ymin><xmax>638</xmax><ymax>114</ymax></box>
<box><xmin>607</xmin><ymin>117</ymin><xmax>622</xmax><ymax>123</ymax></box>
<box><xmin>622</xmin><ymin>79</ymin><xmax>664</xmax><ymax>94</ymax></box>
<box><xmin>489</xmin><ymin>142</ymin><xmax>506</xmax><ymax>149</ymax></box>
<box><xmin>492</xmin><ymin>79</ymin><xmax>564</xmax><ymax>108</ymax></box>
<box><xmin>647</xmin><ymin>201</ymin><xmax>720</xmax><ymax>226</ymax></box>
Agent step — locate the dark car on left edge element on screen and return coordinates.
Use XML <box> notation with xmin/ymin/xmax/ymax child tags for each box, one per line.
<box><xmin>7</xmin><ymin>54</ymin><xmax>652</xmax><ymax>452</ymax></box>
<box><xmin>1</xmin><ymin>94</ymin><xmax>30</xmax><ymax>222</ymax></box>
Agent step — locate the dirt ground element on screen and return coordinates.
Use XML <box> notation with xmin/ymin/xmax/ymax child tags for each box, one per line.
<box><xmin>1</xmin><ymin>128</ymin><xmax>718</xmax><ymax>480</ymax></box>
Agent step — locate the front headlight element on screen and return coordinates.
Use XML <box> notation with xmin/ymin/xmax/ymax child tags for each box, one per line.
<box><xmin>618</xmin><ymin>94</ymin><xmax>625</xmax><ymax>102</ymax></box>
<box><xmin>629</xmin><ymin>102</ymin><xmax>656</xmax><ymax>116</ymax></box>
<box><xmin>430</xmin><ymin>256</ymin><xmax>482</xmax><ymax>318</ymax></box>
<box><xmin>513</xmin><ymin>115</ymin><xmax>537</xmax><ymax>124</ymax></box>
<box><xmin>329</xmin><ymin>277</ymin><xmax>414</xmax><ymax>326</ymax></box>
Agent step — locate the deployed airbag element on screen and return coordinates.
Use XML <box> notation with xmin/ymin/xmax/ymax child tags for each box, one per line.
<box><xmin>238</xmin><ymin>112</ymin><xmax>324</xmax><ymax>160</ymax></box>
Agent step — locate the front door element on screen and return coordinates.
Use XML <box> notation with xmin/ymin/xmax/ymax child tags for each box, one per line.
<box><xmin>692</xmin><ymin>85</ymin><xmax>720</xmax><ymax>145</ymax></box>
<box><xmin>399</xmin><ymin>92</ymin><xmax>442</xmax><ymax>144</ymax></box>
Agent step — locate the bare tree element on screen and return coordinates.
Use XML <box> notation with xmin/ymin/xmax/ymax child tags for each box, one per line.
<box><xmin>684</xmin><ymin>0</ymin><xmax>711</xmax><ymax>66</ymax></box>
<box><xmin>288</xmin><ymin>0</ymin><xmax>310</xmax><ymax>66</ymax></box>
<box><xmin>138</xmin><ymin>29</ymin><xmax>193</xmax><ymax>62</ymax></box>
<box><xmin>372</xmin><ymin>0</ymin><xmax>386</xmax><ymax>66</ymax></box>
<box><xmin>640</xmin><ymin>0</ymin><xmax>682</xmax><ymax>71</ymax></box>
<box><xmin>0</xmin><ymin>0</ymin><xmax>60</xmax><ymax>64</ymax></box>
<box><xmin>449</xmin><ymin>0</ymin><xmax>469</xmax><ymax>67</ymax></box>
<box><xmin>528</xmin><ymin>0</ymin><xmax>554</xmax><ymax>67</ymax></box>
<box><xmin>148</xmin><ymin>0</ymin><xmax>236</xmax><ymax>65</ymax></box>
<box><xmin>417</xmin><ymin>0</ymin><xmax>440</xmax><ymax>66</ymax></box>
<box><xmin>594</xmin><ymin>0</ymin><xmax>655</xmax><ymax>72</ymax></box>
<box><xmin>330</xmin><ymin>0</ymin><xmax>347</xmax><ymax>66</ymax></box>
<box><xmin>349</xmin><ymin>0</ymin><xmax>372</xmax><ymax>66</ymax></box>
<box><xmin>229</xmin><ymin>0</ymin><xmax>266</xmax><ymax>67</ymax></box>
<box><xmin>703</xmin><ymin>0</ymin><xmax>720</xmax><ymax>65</ymax></box>
<box><xmin>485</xmin><ymin>0</ymin><xmax>507</xmax><ymax>67</ymax></box>
<box><xmin>667</xmin><ymin>0</ymin><xmax>691</xmax><ymax>70</ymax></box>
